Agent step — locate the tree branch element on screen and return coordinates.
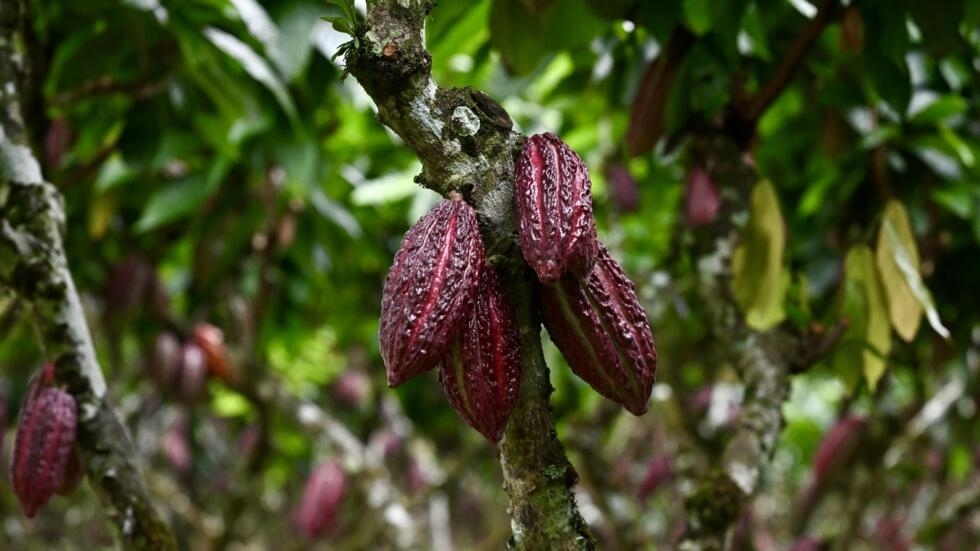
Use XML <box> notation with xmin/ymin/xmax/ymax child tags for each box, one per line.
<box><xmin>679</xmin><ymin>132</ymin><xmax>795</xmax><ymax>550</ymax></box>
<box><xmin>727</xmin><ymin>0</ymin><xmax>841</xmax><ymax>145</ymax></box>
<box><xmin>346</xmin><ymin>1</ymin><xmax>592</xmax><ymax>548</ymax></box>
<box><xmin>0</xmin><ymin>2</ymin><xmax>176</xmax><ymax>547</ymax></box>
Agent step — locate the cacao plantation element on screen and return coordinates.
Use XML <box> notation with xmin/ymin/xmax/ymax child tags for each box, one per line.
<box><xmin>1</xmin><ymin>0</ymin><xmax>979</xmax><ymax>549</ymax></box>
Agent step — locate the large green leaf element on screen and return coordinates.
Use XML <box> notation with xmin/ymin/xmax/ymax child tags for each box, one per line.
<box><xmin>489</xmin><ymin>0</ymin><xmax>604</xmax><ymax>75</ymax></box>
<box><xmin>839</xmin><ymin>245</ymin><xmax>892</xmax><ymax>391</ymax></box>
<box><xmin>732</xmin><ymin>180</ymin><xmax>789</xmax><ymax>330</ymax></box>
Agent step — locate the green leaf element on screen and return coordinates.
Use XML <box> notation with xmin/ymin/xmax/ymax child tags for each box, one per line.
<box><xmin>135</xmin><ymin>173</ymin><xmax>212</xmax><ymax>233</ymax></box>
<box><xmin>841</xmin><ymin>245</ymin><xmax>892</xmax><ymax>391</ymax></box>
<box><xmin>203</xmin><ymin>27</ymin><xmax>298</xmax><ymax>123</ymax></box>
<box><xmin>731</xmin><ymin>180</ymin><xmax>789</xmax><ymax>330</ymax></box>
<box><xmin>908</xmin><ymin>95</ymin><xmax>967</xmax><ymax>126</ymax></box>
<box><xmin>683</xmin><ymin>0</ymin><xmax>713</xmax><ymax>35</ymax></box>
<box><xmin>740</xmin><ymin>3</ymin><xmax>772</xmax><ymax>61</ymax></box>
<box><xmin>489</xmin><ymin>0</ymin><xmax>604</xmax><ymax>75</ymax></box>
<box><xmin>94</xmin><ymin>153</ymin><xmax>137</xmax><ymax>192</ymax></box>
<box><xmin>875</xmin><ymin>200</ymin><xmax>923</xmax><ymax>342</ymax></box>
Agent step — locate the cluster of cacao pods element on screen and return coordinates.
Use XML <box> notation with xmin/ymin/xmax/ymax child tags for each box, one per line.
<box><xmin>295</xmin><ymin>459</ymin><xmax>348</xmax><ymax>540</ymax></box>
<box><xmin>516</xmin><ymin>133</ymin><xmax>657</xmax><ymax>415</ymax></box>
<box><xmin>379</xmin><ymin>192</ymin><xmax>520</xmax><ymax>443</ymax></box>
<box><xmin>146</xmin><ymin>323</ymin><xmax>233</xmax><ymax>403</ymax></box>
<box><xmin>9</xmin><ymin>364</ymin><xmax>84</xmax><ymax>518</ymax></box>
<box><xmin>379</xmin><ymin>132</ymin><xmax>657</xmax><ymax>442</ymax></box>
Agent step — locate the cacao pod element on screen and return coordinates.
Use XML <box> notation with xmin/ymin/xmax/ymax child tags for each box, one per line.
<box><xmin>514</xmin><ymin>133</ymin><xmax>599</xmax><ymax>283</ymax></box>
<box><xmin>538</xmin><ymin>244</ymin><xmax>657</xmax><ymax>414</ymax></box>
<box><xmin>177</xmin><ymin>343</ymin><xmax>208</xmax><ymax>403</ymax></box>
<box><xmin>296</xmin><ymin>460</ymin><xmax>348</xmax><ymax>539</ymax></box>
<box><xmin>57</xmin><ymin>446</ymin><xmax>85</xmax><ymax>496</ymax></box>
<box><xmin>637</xmin><ymin>453</ymin><xmax>672</xmax><ymax>501</ymax></box>
<box><xmin>148</xmin><ymin>331</ymin><xmax>181</xmax><ymax>390</ymax></box>
<box><xmin>192</xmin><ymin>323</ymin><xmax>235</xmax><ymax>383</ymax></box>
<box><xmin>684</xmin><ymin>166</ymin><xmax>721</xmax><ymax>227</ymax></box>
<box><xmin>380</xmin><ymin>196</ymin><xmax>484</xmax><ymax>386</ymax></box>
<box><xmin>438</xmin><ymin>266</ymin><xmax>522</xmax><ymax>443</ymax></box>
<box><xmin>605</xmin><ymin>162</ymin><xmax>640</xmax><ymax>213</ymax></box>
<box><xmin>162</xmin><ymin>413</ymin><xmax>191</xmax><ymax>473</ymax></box>
<box><xmin>10</xmin><ymin>385</ymin><xmax>78</xmax><ymax>517</ymax></box>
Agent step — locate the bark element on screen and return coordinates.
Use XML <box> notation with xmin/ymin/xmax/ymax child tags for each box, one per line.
<box><xmin>346</xmin><ymin>1</ymin><xmax>593</xmax><ymax>548</ymax></box>
<box><xmin>0</xmin><ymin>1</ymin><xmax>177</xmax><ymax>547</ymax></box>
<box><xmin>678</xmin><ymin>132</ymin><xmax>795</xmax><ymax>550</ymax></box>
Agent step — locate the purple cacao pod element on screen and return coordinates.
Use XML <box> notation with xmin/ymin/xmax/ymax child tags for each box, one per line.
<box><xmin>10</xmin><ymin>385</ymin><xmax>78</xmax><ymax>517</ymax></box>
<box><xmin>684</xmin><ymin>166</ymin><xmax>721</xmax><ymax>227</ymax></box>
<box><xmin>438</xmin><ymin>267</ymin><xmax>522</xmax><ymax>443</ymax></box>
<box><xmin>57</xmin><ymin>446</ymin><xmax>85</xmax><ymax>496</ymax></box>
<box><xmin>637</xmin><ymin>453</ymin><xmax>672</xmax><ymax>501</ymax></box>
<box><xmin>538</xmin><ymin>244</ymin><xmax>657</xmax><ymax>414</ymax></box>
<box><xmin>380</xmin><ymin>196</ymin><xmax>484</xmax><ymax>386</ymax></box>
<box><xmin>296</xmin><ymin>460</ymin><xmax>348</xmax><ymax>539</ymax></box>
<box><xmin>515</xmin><ymin>133</ymin><xmax>599</xmax><ymax>283</ymax></box>
<box><xmin>148</xmin><ymin>331</ymin><xmax>182</xmax><ymax>390</ymax></box>
<box><xmin>605</xmin><ymin>162</ymin><xmax>640</xmax><ymax>213</ymax></box>
<box><xmin>176</xmin><ymin>343</ymin><xmax>208</xmax><ymax>404</ymax></box>
<box><xmin>812</xmin><ymin>415</ymin><xmax>865</xmax><ymax>483</ymax></box>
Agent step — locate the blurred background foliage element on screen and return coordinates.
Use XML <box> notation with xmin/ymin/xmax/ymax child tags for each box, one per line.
<box><xmin>1</xmin><ymin>0</ymin><xmax>979</xmax><ymax>548</ymax></box>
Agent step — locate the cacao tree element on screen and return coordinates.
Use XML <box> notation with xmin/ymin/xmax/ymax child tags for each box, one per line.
<box><xmin>1</xmin><ymin>0</ymin><xmax>979</xmax><ymax>549</ymax></box>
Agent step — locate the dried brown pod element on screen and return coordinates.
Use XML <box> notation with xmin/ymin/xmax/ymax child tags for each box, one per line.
<box><xmin>438</xmin><ymin>267</ymin><xmax>522</xmax><ymax>443</ymax></box>
<box><xmin>296</xmin><ymin>460</ymin><xmax>348</xmax><ymax>539</ymax></box>
<box><xmin>10</xmin><ymin>384</ymin><xmax>78</xmax><ymax>517</ymax></box>
<box><xmin>380</xmin><ymin>196</ymin><xmax>484</xmax><ymax>386</ymax></box>
<box><xmin>538</xmin><ymin>244</ymin><xmax>657</xmax><ymax>414</ymax></box>
<box><xmin>514</xmin><ymin>133</ymin><xmax>599</xmax><ymax>283</ymax></box>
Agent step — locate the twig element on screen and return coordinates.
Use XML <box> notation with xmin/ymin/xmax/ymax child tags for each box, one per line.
<box><xmin>728</xmin><ymin>0</ymin><xmax>841</xmax><ymax>144</ymax></box>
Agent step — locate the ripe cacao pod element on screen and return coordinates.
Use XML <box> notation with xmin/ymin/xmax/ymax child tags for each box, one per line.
<box><xmin>538</xmin><ymin>244</ymin><xmax>657</xmax><ymax>414</ymax></box>
<box><xmin>438</xmin><ymin>267</ymin><xmax>522</xmax><ymax>443</ymax></box>
<box><xmin>57</xmin><ymin>446</ymin><xmax>85</xmax><ymax>496</ymax></box>
<box><xmin>514</xmin><ymin>133</ymin><xmax>599</xmax><ymax>283</ymax></box>
<box><xmin>148</xmin><ymin>331</ymin><xmax>181</xmax><ymax>390</ymax></box>
<box><xmin>684</xmin><ymin>166</ymin><xmax>721</xmax><ymax>227</ymax></box>
<box><xmin>177</xmin><ymin>343</ymin><xmax>208</xmax><ymax>403</ymax></box>
<box><xmin>192</xmin><ymin>323</ymin><xmax>235</xmax><ymax>383</ymax></box>
<box><xmin>10</xmin><ymin>384</ymin><xmax>78</xmax><ymax>517</ymax></box>
<box><xmin>296</xmin><ymin>460</ymin><xmax>348</xmax><ymax>539</ymax></box>
<box><xmin>380</xmin><ymin>196</ymin><xmax>484</xmax><ymax>386</ymax></box>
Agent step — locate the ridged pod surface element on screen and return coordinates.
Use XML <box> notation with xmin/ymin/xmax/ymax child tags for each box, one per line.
<box><xmin>515</xmin><ymin>133</ymin><xmax>598</xmax><ymax>283</ymax></box>
<box><xmin>296</xmin><ymin>460</ymin><xmax>348</xmax><ymax>539</ymax></box>
<box><xmin>438</xmin><ymin>267</ymin><xmax>522</xmax><ymax>443</ymax></box>
<box><xmin>11</xmin><ymin>385</ymin><xmax>78</xmax><ymax>517</ymax></box>
<box><xmin>538</xmin><ymin>245</ymin><xmax>657</xmax><ymax>414</ymax></box>
<box><xmin>380</xmin><ymin>197</ymin><xmax>484</xmax><ymax>386</ymax></box>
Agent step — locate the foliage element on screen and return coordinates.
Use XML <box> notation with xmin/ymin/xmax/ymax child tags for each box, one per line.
<box><xmin>1</xmin><ymin>0</ymin><xmax>979</xmax><ymax>548</ymax></box>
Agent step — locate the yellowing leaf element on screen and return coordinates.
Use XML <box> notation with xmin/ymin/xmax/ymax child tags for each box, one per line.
<box><xmin>88</xmin><ymin>195</ymin><xmax>115</xmax><ymax>240</ymax></box>
<box><xmin>732</xmin><ymin>180</ymin><xmax>788</xmax><ymax>330</ymax></box>
<box><xmin>876</xmin><ymin>200</ymin><xmax>951</xmax><ymax>341</ymax></box>
<box><xmin>876</xmin><ymin>200</ymin><xmax>923</xmax><ymax>341</ymax></box>
<box><xmin>842</xmin><ymin>246</ymin><xmax>892</xmax><ymax>391</ymax></box>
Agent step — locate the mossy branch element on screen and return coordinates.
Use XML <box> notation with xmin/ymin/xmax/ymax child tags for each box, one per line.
<box><xmin>679</xmin><ymin>132</ymin><xmax>794</xmax><ymax>550</ymax></box>
<box><xmin>0</xmin><ymin>1</ymin><xmax>177</xmax><ymax>547</ymax></box>
<box><xmin>346</xmin><ymin>1</ymin><xmax>593</xmax><ymax>548</ymax></box>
